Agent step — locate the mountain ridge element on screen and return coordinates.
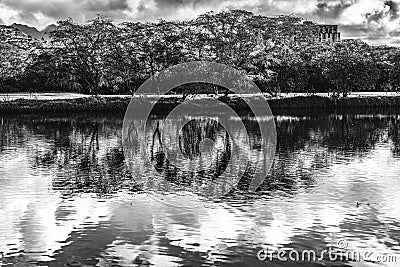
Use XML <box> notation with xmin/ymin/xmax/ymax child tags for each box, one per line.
<box><xmin>8</xmin><ymin>23</ymin><xmax>56</xmax><ymax>40</ymax></box>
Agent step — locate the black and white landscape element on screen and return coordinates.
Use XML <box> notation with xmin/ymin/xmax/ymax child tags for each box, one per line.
<box><xmin>1</xmin><ymin>0</ymin><xmax>400</xmax><ymax>266</ymax></box>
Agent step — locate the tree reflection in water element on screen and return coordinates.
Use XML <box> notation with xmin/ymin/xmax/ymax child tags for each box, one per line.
<box><xmin>1</xmin><ymin>113</ymin><xmax>399</xmax><ymax>196</ymax></box>
<box><xmin>2</xmin><ymin>112</ymin><xmax>400</xmax><ymax>266</ymax></box>
<box><xmin>389</xmin><ymin>115</ymin><xmax>400</xmax><ymax>157</ymax></box>
<box><xmin>150</xmin><ymin>119</ymin><xmax>231</xmax><ymax>186</ymax></box>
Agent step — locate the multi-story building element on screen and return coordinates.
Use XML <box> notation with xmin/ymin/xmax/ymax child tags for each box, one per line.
<box><xmin>317</xmin><ymin>25</ymin><xmax>340</xmax><ymax>42</ymax></box>
<box><xmin>292</xmin><ymin>22</ymin><xmax>341</xmax><ymax>44</ymax></box>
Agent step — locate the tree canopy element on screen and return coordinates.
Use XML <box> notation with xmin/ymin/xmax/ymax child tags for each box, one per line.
<box><xmin>1</xmin><ymin>10</ymin><xmax>399</xmax><ymax>96</ymax></box>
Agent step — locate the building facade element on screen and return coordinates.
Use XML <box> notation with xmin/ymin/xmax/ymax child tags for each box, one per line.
<box><xmin>292</xmin><ymin>22</ymin><xmax>341</xmax><ymax>44</ymax></box>
<box><xmin>317</xmin><ymin>25</ymin><xmax>340</xmax><ymax>42</ymax></box>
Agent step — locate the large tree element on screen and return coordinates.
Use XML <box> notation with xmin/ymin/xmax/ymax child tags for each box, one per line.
<box><xmin>50</xmin><ymin>16</ymin><xmax>120</xmax><ymax>94</ymax></box>
<box><xmin>323</xmin><ymin>41</ymin><xmax>379</xmax><ymax>96</ymax></box>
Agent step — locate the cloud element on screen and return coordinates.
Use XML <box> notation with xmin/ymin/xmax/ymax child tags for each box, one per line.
<box><xmin>390</xmin><ymin>28</ymin><xmax>400</xmax><ymax>35</ymax></box>
<box><xmin>361</xmin><ymin>0</ymin><xmax>400</xmax><ymax>42</ymax></box>
<box><xmin>314</xmin><ymin>0</ymin><xmax>354</xmax><ymax>19</ymax></box>
<box><xmin>385</xmin><ymin>0</ymin><xmax>400</xmax><ymax>19</ymax></box>
<box><xmin>366</xmin><ymin>0</ymin><xmax>400</xmax><ymax>23</ymax></box>
<box><xmin>85</xmin><ymin>0</ymin><xmax>131</xmax><ymax>12</ymax></box>
<box><xmin>0</xmin><ymin>0</ymin><xmax>132</xmax><ymax>28</ymax></box>
<box><xmin>152</xmin><ymin>0</ymin><xmax>214</xmax><ymax>8</ymax></box>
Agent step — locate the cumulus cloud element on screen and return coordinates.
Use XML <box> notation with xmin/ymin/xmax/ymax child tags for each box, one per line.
<box><xmin>0</xmin><ymin>0</ymin><xmax>132</xmax><ymax>28</ymax></box>
<box><xmin>367</xmin><ymin>0</ymin><xmax>400</xmax><ymax>25</ymax></box>
<box><xmin>314</xmin><ymin>0</ymin><xmax>354</xmax><ymax>19</ymax></box>
<box><xmin>357</xmin><ymin>0</ymin><xmax>400</xmax><ymax>44</ymax></box>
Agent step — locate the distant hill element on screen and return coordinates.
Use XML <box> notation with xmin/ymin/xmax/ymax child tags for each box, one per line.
<box><xmin>41</xmin><ymin>24</ymin><xmax>57</xmax><ymax>36</ymax></box>
<box><xmin>10</xmin><ymin>23</ymin><xmax>41</xmax><ymax>39</ymax></box>
<box><xmin>10</xmin><ymin>23</ymin><xmax>56</xmax><ymax>40</ymax></box>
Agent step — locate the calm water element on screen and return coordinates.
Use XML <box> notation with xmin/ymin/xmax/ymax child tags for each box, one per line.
<box><xmin>1</xmin><ymin>112</ymin><xmax>400</xmax><ymax>266</ymax></box>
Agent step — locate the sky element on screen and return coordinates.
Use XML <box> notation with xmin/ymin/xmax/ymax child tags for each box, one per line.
<box><xmin>0</xmin><ymin>0</ymin><xmax>400</xmax><ymax>46</ymax></box>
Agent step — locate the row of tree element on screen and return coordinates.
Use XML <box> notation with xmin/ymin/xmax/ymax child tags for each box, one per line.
<box><xmin>1</xmin><ymin>10</ymin><xmax>400</xmax><ymax>96</ymax></box>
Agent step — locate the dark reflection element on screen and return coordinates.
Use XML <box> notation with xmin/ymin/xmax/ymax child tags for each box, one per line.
<box><xmin>0</xmin><ymin>114</ymin><xmax>131</xmax><ymax>196</ymax></box>
<box><xmin>150</xmin><ymin>119</ymin><xmax>231</xmax><ymax>185</ymax></box>
<box><xmin>2</xmin><ymin>112</ymin><xmax>400</xmax><ymax>266</ymax></box>
<box><xmin>275</xmin><ymin>115</ymin><xmax>387</xmax><ymax>154</ymax></box>
<box><xmin>0</xmin><ymin>113</ymin><xmax>398</xmax><ymax>196</ymax></box>
<box><xmin>388</xmin><ymin>115</ymin><xmax>400</xmax><ymax>157</ymax></box>
<box><xmin>179</xmin><ymin>119</ymin><xmax>220</xmax><ymax>159</ymax></box>
<box><xmin>258</xmin><ymin>114</ymin><xmax>389</xmax><ymax>194</ymax></box>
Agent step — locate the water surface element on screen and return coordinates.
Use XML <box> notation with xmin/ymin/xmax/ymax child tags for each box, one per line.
<box><xmin>1</xmin><ymin>112</ymin><xmax>400</xmax><ymax>266</ymax></box>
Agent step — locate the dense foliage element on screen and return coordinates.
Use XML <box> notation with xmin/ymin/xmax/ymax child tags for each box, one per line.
<box><xmin>1</xmin><ymin>10</ymin><xmax>400</xmax><ymax>95</ymax></box>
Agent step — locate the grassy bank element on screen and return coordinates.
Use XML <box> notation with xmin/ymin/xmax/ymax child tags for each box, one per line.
<box><xmin>2</xmin><ymin>95</ymin><xmax>400</xmax><ymax>114</ymax></box>
<box><xmin>268</xmin><ymin>95</ymin><xmax>400</xmax><ymax>109</ymax></box>
<box><xmin>0</xmin><ymin>97</ymin><xmax>131</xmax><ymax>113</ymax></box>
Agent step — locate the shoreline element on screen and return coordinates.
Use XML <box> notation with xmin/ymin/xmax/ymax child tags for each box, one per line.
<box><xmin>2</xmin><ymin>95</ymin><xmax>400</xmax><ymax>114</ymax></box>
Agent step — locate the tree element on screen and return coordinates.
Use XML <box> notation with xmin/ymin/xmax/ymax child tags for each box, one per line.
<box><xmin>50</xmin><ymin>16</ymin><xmax>120</xmax><ymax>94</ymax></box>
<box><xmin>0</xmin><ymin>40</ymin><xmax>28</xmax><ymax>91</ymax></box>
<box><xmin>2</xmin><ymin>10</ymin><xmax>399</xmax><ymax>95</ymax></box>
<box><xmin>390</xmin><ymin>52</ymin><xmax>400</xmax><ymax>91</ymax></box>
<box><xmin>323</xmin><ymin>41</ymin><xmax>379</xmax><ymax>96</ymax></box>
